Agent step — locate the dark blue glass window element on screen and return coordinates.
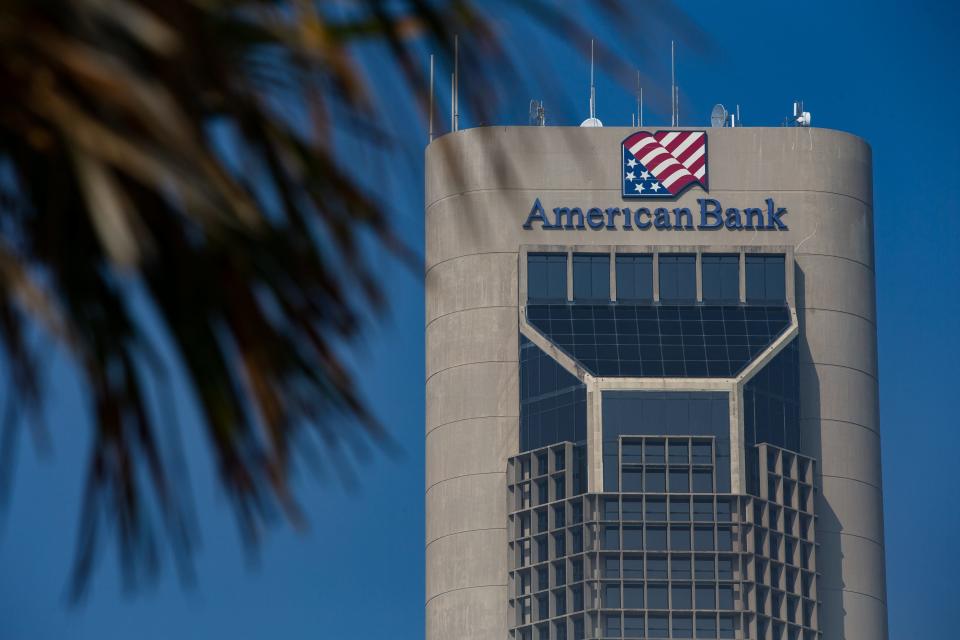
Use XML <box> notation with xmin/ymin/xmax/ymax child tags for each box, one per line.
<box><xmin>743</xmin><ymin>338</ymin><xmax>800</xmax><ymax>495</ymax></box>
<box><xmin>616</xmin><ymin>254</ymin><xmax>653</xmax><ymax>302</ymax></box>
<box><xmin>702</xmin><ymin>254</ymin><xmax>740</xmax><ymax>303</ymax></box>
<box><xmin>603</xmin><ymin>392</ymin><xmax>731</xmax><ymax>493</ymax></box>
<box><xmin>528</xmin><ymin>253</ymin><xmax>567</xmax><ymax>303</ymax></box>
<box><xmin>659</xmin><ymin>254</ymin><xmax>696</xmax><ymax>302</ymax></box>
<box><xmin>573</xmin><ymin>254</ymin><xmax>610</xmax><ymax>302</ymax></box>
<box><xmin>746</xmin><ymin>254</ymin><xmax>785</xmax><ymax>303</ymax></box>
<box><xmin>519</xmin><ymin>336</ymin><xmax>586</xmax><ymax>453</ymax></box>
<box><xmin>526</xmin><ymin>304</ymin><xmax>790</xmax><ymax>378</ymax></box>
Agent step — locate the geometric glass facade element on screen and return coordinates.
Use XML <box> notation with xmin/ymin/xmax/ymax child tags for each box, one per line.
<box><xmin>510</xmin><ymin>250</ymin><xmax>818</xmax><ymax>640</ymax></box>
<box><xmin>526</xmin><ymin>305</ymin><xmax>791</xmax><ymax>378</ymax></box>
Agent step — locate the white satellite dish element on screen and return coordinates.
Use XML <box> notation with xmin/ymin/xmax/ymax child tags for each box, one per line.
<box><xmin>580</xmin><ymin>117</ymin><xmax>603</xmax><ymax>128</ymax></box>
<box><xmin>710</xmin><ymin>104</ymin><xmax>728</xmax><ymax>128</ymax></box>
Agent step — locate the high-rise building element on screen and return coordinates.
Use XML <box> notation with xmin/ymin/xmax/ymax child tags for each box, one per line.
<box><xmin>425</xmin><ymin>126</ymin><xmax>886</xmax><ymax>640</ymax></box>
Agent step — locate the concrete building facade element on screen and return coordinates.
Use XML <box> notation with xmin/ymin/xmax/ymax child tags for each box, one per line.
<box><xmin>425</xmin><ymin>126</ymin><xmax>886</xmax><ymax>640</ymax></box>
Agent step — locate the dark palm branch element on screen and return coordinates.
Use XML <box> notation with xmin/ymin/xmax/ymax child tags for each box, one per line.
<box><xmin>0</xmin><ymin>0</ymin><xmax>696</xmax><ymax>598</ymax></box>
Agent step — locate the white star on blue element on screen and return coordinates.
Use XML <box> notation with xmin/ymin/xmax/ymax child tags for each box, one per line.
<box><xmin>622</xmin><ymin>147</ymin><xmax>668</xmax><ymax>198</ymax></box>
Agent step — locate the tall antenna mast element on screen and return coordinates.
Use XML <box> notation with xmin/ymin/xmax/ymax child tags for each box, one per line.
<box><xmin>671</xmin><ymin>40</ymin><xmax>676</xmax><ymax>126</ymax></box>
<box><xmin>453</xmin><ymin>35</ymin><xmax>459</xmax><ymax>132</ymax></box>
<box><xmin>635</xmin><ymin>70</ymin><xmax>643</xmax><ymax>128</ymax></box>
<box><xmin>428</xmin><ymin>54</ymin><xmax>435</xmax><ymax>142</ymax></box>
<box><xmin>579</xmin><ymin>39</ymin><xmax>603</xmax><ymax>127</ymax></box>
<box><xmin>589</xmin><ymin>39</ymin><xmax>596</xmax><ymax>121</ymax></box>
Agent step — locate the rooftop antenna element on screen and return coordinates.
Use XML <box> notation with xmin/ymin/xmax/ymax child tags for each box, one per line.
<box><xmin>635</xmin><ymin>71</ymin><xmax>644</xmax><ymax>128</ymax></box>
<box><xmin>453</xmin><ymin>35</ymin><xmax>459</xmax><ymax>132</ymax></box>
<box><xmin>428</xmin><ymin>53</ymin><xmax>435</xmax><ymax>142</ymax></box>
<box><xmin>529</xmin><ymin>99</ymin><xmax>545</xmax><ymax>126</ymax></box>
<box><xmin>671</xmin><ymin>40</ymin><xmax>676</xmax><ymax>127</ymax></box>
<box><xmin>580</xmin><ymin>39</ymin><xmax>603</xmax><ymax>127</ymax></box>
<box><xmin>736</xmin><ymin>104</ymin><xmax>741</xmax><ymax>126</ymax></box>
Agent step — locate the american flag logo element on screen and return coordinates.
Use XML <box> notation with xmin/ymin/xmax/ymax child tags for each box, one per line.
<box><xmin>621</xmin><ymin>131</ymin><xmax>708</xmax><ymax>198</ymax></box>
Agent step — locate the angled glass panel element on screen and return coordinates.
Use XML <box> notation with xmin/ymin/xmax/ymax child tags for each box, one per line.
<box><xmin>526</xmin><ymin>305</ymin><xmax>790</xmax><ymax>378</ymax></box>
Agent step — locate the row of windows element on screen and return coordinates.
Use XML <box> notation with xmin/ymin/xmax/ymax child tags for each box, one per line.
<box><xmin>517</xmin><ymin>554</ymin><xmax>739</xmax><ymax>594</ymax></box>
<box><xmin>528</xmin><ymin>252</ymin><xmax>786</xmax><ymax>304</ymax></box>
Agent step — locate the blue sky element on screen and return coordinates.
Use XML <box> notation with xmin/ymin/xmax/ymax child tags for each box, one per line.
<box><xmin>1</xmin><ymin>1</ymin><xmax>957</xmax><ymax>638</ymax></box>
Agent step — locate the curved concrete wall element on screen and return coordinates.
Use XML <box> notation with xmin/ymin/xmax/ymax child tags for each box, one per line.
<box><xmin>425</xmin><ymin>126</ymin><xmax>887</xmax><ymax>640</ymax></box>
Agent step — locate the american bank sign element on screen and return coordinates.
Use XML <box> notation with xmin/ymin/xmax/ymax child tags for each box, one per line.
<box><xmin>522</xmin><ymin>130</ymin><xmax>788</xmax><ymax>231</ymax></box>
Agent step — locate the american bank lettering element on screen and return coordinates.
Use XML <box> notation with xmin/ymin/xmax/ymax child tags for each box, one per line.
<box><xmin>522</xmin><ymin>197</ymin><xmax>788</xmax><ymax>231</ymax></box>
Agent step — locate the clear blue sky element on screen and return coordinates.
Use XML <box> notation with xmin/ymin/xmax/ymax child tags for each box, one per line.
<box><xmin>1</xmin><ymin>1</ymin><xmax>956</xmax><ymax>638</ymax></box>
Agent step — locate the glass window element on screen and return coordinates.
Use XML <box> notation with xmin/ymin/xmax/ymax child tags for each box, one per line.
<box><xmin>695</xmin><ymin>555</ymin><xmax>715</xmax><ymax>579</ymax></box>
<box><xmin>646</xmin><ymin>468</ymin><xmax>666</xmax><ymax>492</ymax></box>
<box><xmin>646</xmin><ymin>498</ymin><xmax>667</xmax><ymax>521</ymax></box>
<box><xmin>602</xmin><ymin>526</ymin><xmax>619</xmax><ymax>550</ymax></box>
<box><xmin>603</xmin><ymin>498</ymin><xmax>619</xmax><ymax>521</ymax></box>
<box><xmin>528</xmin><ymin>253</ymin><xmax>567</xmax><ymax>303</ymax></box>
<box><xmin>537</xmin><ymin>593</ymin><xmax>549</xmax><ymax>619</ymax></box>
<box><xmin>718</xmin><ymin>614</ymin><xmax>735</xmax><ymax>639</ymax></box>
<box><xmin>670</xmin><ymin>526</ymin><xmax>691</xmax><ymax>551</ymax></box>
<box><xmin>691</xmin><ymin>440</ymin><xmax>712</xmax><ymax>464</ymax></box>
<box><xmin>672</xmin><ymin>614</ymin><xmax>694</xmax><ymax>639</ymax></box>
<box><xmin>647</xmin><ymin>555</ymin><xmax>668</xmax><ymax>579</ymax></box>
<box><xmin>535</xmin><ymin>566</ymin><xmax>548</xmax><ymax>590</ymax></box>
<box><xmin>647</xmin><ymin>583</ymin><xmax>669</xmax><ymax>609</ymax></box>
<box><xmin>616</xmin><ymin>254</ymin><xmax>654</xmax><ymax>302</ymax></box>
<box><xmin>718</xmin><ymin>585</ymin><xmax>735</xmax><ymax>609</ymax></box>
<box><xmin>624</xmin><ymin>613</ymin><xmax>645</xmax><ymax>638</ymax></box>
<box><xmin>623</xmin><ymin>583</ymin><xmax>644</xmax><ymax>608</ymax></box>
<box><xmin>672</xmin><ymin>555</ymin><xmax>692</xmax><ymax>579</ymax></box>
<box><xmin>554</xmin><ymin>562</ymin><xmax>566</xmax><ymax>586</ymax></box>
<box><xmin>624</xmin><ymin>556</ymin><xmax>644</xmax><ymax>578</ymax></box>
<box><xmin>669</xmin><ymin>440</ymin><xmax>689</xmax><ymax>464</ymax></box>
<box><xmin>573</xmin><ymin>254</ymin><xmax>610</xmax><ymax>302</ymax></box>
<box><xmin>702</xmin><ymin>254</ymin><xmax>740</xmax><ymax>303</ymax></box>
<box><xmin>672</xmin><ymin>583</ymin><xmax>692</xmax><ymax>609</ymax></box>
<box><xmin>622</xmin><ymin>441</ymin><xmax>643</xmax><ymax>463</ymax></box>
<box><xmin>670</xmin><ymin>497</ymin><xmax>690</xmax><ymax>521</ymax></box>
<box><xmin>603</xmin><ymin>555</ymin><xmax>620</xmax><ymax>578</ymax></box>
<box><xmin>647</xmin><ymin>526</ymin><xmax>667</xmax><ymax>551</ymax></box>
<box><xmin>624</xmin><ymin>526</ymin><xmax>644</xmax><ymax>550</ymax></box>
<box><xmin>745</xmin><ymin>254</ymin><xmax>785</xmax><ymax>303</ymax></box>
<box><xmin>554</xmin><ymin>505</ymin><xmax>566</xmax><ymax>528</ymax></box>
<box><xmin>572</xmin><ymin>557</ymin><xmax>584</xmax><ymax>581</ymax></box>
<box><xmin>554</xmin><ymin>590</ymin><xmax>566</xmax><ymax>616</ymax></box>
<box><xmin>623</xmin><ymin>498</ymin><xmax>643</xmax><ymax>521</ymax></box>
<box><xmin>649</xmin><ymin>613</ymin><xmax>669</xmax><ymax>638</ymax></box>
<box><xmin>604</xmin><ymin>582</ymin><xmax>621</xmax><ymax>608</ymax></box>
<box><xmin>694</xmin><ymin>527</ymin><xmax>714</xmax><ymax>551</ymax></box>
<box><xmin>693</xmin><ymin>499</ymin><xmax>713</xmax><ymax>522</ymax></box>
<box><xmin>658</xmin><ymin>254</ymin><xmax>696</xmax><ymax>302</ymax></box>
<box><xmin>696</xmin><ymin>615</ymin><xmax>717</xmax><ymax>638</ymax></box>
<box><xmin>646</xmin><ymin>439</ymin><xmax>666</xmax><ymax>463</ymax></box>
<box><xmin>718</xmin><ymin>556</ymin><xmax>734</xmax><ymax>579</ymax></box>
<box><xmin>604</xmin><ymin>613</ymin><xmax>621</xmax><ymax>638</ymax></box>
<box><xmin>692</xmin><ymin>469</ymin><xmax>713</xmax><ymax>493</ymax></box>
<box><xmin>622</xmin><ymin>468</ymin><xmax>643</xmax><ymax>492</ymax></box>
<box><xmin>696</xmin><ymin>584</ymin><xmax>716</xmax><ymax>609</ymax></box>
<box><xmin>669</xmin><ymin>469</ymin><xmax>690</xmax><ymax>493</ymax></box>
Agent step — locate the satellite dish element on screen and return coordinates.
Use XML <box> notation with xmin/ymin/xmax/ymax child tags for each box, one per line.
<box><xmin>710</xmin><ymin>104</ymin><xmax>728</xmax><ymax>128</ymax></box>
<box><xmin>580</xmin><ymin>117</ymin><xmax>603</xmax><ymax>128</ymax></box>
